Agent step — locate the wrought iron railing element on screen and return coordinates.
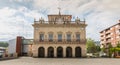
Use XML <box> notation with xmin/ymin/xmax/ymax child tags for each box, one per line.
<box><xmin>33</xmin><ymin>39</ymin><xmax>86</xmax><ymax>44</ymax></box>
<box><xmin>34</xmin><ymin>21</ymin><xmax>86</xmax><ymax>24</ymax></box>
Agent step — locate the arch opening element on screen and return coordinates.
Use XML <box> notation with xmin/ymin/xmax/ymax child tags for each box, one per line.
<box><xmin>57</xmin><ymin>47</ymin><xmax>63</xmax><ymax>58</ymax></box>
<box><xmin>75</xmin><ymin>47</ymin><xmax>82</xmax><ymax>58</ymax></box>
<box><xmin>48</xmin><ymin>47</ymin><xmax>54</xmax><ymax>58</ymax></box>
<box><xmin>38</xmin><ymin>47</ymin><xmax>45</xmax><ymax>58</ymax></box>
<box><xmin>66</xmin><ymin>47</ymin><xmax>72</xmax><ymax>58</ymax></box>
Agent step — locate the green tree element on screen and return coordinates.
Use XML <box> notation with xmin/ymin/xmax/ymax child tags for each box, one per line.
<box><xmin>107</xmin><ymin>41</ymin><xmax>120</xmax><ymax>57</ymax></box>
<box><xmin>0</xmin><ymin>42</ymin><xmax>8</xmax><ymax>47</ymax></box>
<box><xmin>116</xmin><ymin>41</ymin><xmax>120</xmax><ymax>56</ymax></box>
<box><xmin>116</xmin><ymin>42</ymin><xmax>120</xmax><ymax>48</ymax></box>
<box><xmin>86</xmin><ymin>38</ymin><xmax>97</xmax><ymax>53</ymax></box>
<box><xmin>96</xmin><ymin>45</ymin><xmax>101</xmax><ymax>52</ymax></box>
<box><xmin>107</xmin><ymin>43</ymin><xmax>113</xmax><ymax>57</ymax></box>
<box><xmin>101</xmin><ymin>44</ymin><xmax>105</xmax><ymax>52</ymax></box>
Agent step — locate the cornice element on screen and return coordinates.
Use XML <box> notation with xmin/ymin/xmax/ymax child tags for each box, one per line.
<box><xmin>32</xmin><ymin>23</ymin><xmax>87</xmax><ymax>28</ymax></box>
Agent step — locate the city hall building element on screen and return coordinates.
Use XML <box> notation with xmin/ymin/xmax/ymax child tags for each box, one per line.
<box><xmin>32</xmin><ymin>10</ymin><xmax>87</xmax><ymax>58</ymax></box>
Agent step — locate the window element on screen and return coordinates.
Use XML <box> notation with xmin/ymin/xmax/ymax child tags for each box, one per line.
<box><xmin>49</xmin><ymin>34</ymin><xmax>53</xmax><ymax>42</ymax></box>
<box><xmin>58</xmin><ymin>34</ymin><xmax>62</xmax><ymax>42</ymax></box>
<box><xmin>67</xmin><ymin>34</ymin><xmax>71</xmax><ymax>42</ymax></box>
<box><xmin>76</xmin><ymin>34</ymin><xmax>80</xmax><ymax>41</ymax></box>
<box><xmin>39</xmin><ymin>34</ymin><xmax>44</xmax><ymax>41</ymax></box>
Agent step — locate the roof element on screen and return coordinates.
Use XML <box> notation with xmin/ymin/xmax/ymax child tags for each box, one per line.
<box><xmin>22</xmin><ymin>39</ymin><xmax>33</xmax><ymax>45</ymax></box>
<box><xmin>48</xmin><ymin>14</ymin><xmax>72</xmax><ymax>16</ymax></box>
<box><xmin>100</xmin><ymin>22</ymin><xmax>120</xmax><ymax>33</ymax></box>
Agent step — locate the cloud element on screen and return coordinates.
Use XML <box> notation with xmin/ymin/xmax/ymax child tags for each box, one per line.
<box><xmin>85</xmin><ymin>0</ymin><xmax>120</xmax><ymax>40</ymax></box>
<box><xmin>33</xmin><ymin>0</ymin><xmax>120</xmax><ymax>41</ymax></box>
<box><xmin>0</xmin><ymin>7</ymin><xmax>16</xmax><ymax>18</ymax></box>
<box><xmin>0</xmin><ymin>0</ymin><xmax>120</xmax><ymax>41</ymax></box>
<box><xmin>0</xmin><ymin>6</ymin><xmax>42</xmax><ymax>41</ymax></box>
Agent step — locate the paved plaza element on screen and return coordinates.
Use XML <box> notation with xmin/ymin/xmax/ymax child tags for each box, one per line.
<box><xmin>0</xmin><ymin>57</ymin><xmax>120</xmax><ymax>65</ymax></box>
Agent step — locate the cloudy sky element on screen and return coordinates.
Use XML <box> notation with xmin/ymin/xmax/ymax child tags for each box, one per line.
<box><xmin>0</xmin><ymin>0</ymin><xmax>120</xmax><ymax>41</ymax></box>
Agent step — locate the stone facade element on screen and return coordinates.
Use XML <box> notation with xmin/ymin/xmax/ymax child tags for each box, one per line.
<box><xmin>32</xmin><ymin>11</ymin><xmax>87</xmax><ymax>58</ymax></box>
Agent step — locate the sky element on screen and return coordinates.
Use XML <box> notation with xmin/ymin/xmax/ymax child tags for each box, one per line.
<box><xmin>0</xmin><ymin>0</ymin><xmax>120</xmax><ymax>41</ymax></box>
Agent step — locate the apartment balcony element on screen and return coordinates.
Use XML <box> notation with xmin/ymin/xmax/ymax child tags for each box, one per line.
<box><xmin>105</xmin><ymin>30</ymin><xmax>110</xmax><ymax>34</ymax></box>
<box><xmin>33</xmin><ymin>39</ymin><xmax>86</xmax><ymax>44</ymax></box>
<box><xmin>100</xmin><ymin>35</ymin><xmax>104</xmax><ymax>37</ymax></box>
<box><xmin>106</xmin><ymin>35</ymin><xmax>111</xmax><ymax>38</ymax></box>
<box><xmin>100</xmin><ymin>39</ymin><xmax>104</xmax><ymax>41</ymax></box>
<box><xmin>100</xmin><ymin>41</ymin><xmax>105</xmax><ymax>44</ymax></box>
<box><xmin>105</xmin><ymin>39</ymin><xmax>111</xmax><ymax>44</ymax></box>
<box><xmin>100</xmin><ymin>36</ymin><xmax>104</xmax><ymax>39</ymax></box>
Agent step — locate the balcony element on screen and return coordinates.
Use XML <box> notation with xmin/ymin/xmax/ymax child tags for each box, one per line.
<box><xmin>34</xmin><ymin>39</ymin><xmax>86</xmax><ymax>44</ymax></box>
<box><xmin>34</xmin><ymin>21</ymin><xmax>86</xmax><ymax>25</ymax></box>
<box><xmin>105</xmin><ymin>39</ymin><xmax>111</xmax><ymax>44</ymax></box>
<box><xmin>105</xmin><ymin>30</ymin><xmax>110</xmax><ymax>34</ymax></box>
<box><xmin>49</xmin><ymin>39</ymin><xmax>53</xmax><ymax>42</ymax></box>
<box><xmin>58</xmin><ymin>40</ymin><xmax>62</xmax><ymax>42</ymax></box>
<box><xmin>106</xmin><ymin>35</ymin><xmax>111</xmax><ymax>38</ymax></box>
<box><xmin>67</xmin><ymin>39</ymin><xmax>71</xmax><ymax>42</ymax></box>
<box><xmin>100</xmin><ymin>35</ymin><xmax>104</xmax><ymax>37</ymax></box>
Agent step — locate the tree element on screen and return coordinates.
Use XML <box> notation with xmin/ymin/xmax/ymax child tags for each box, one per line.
<box><xmin>116</xmin><ymin>41</ymin><xmax>120</xmax><ymax>56</ymax></box>
<box><xmin>116</xmin><ymin>42</ymin><xmax>120</xmax><ymax>48</ymax></box>
<box><xmin>104</xmin><ymin>41</ymin><xmax>120</xmax><ymax>57</ymax></box>
<box><xmin>101</xmin><ymin>44</ymin><xmax>105</xmax><ymax>52</ymax></box>
<box><xmin>0</xmin><ymin>42</ymin><xmax>8</xmax><ymax>47</ymax></box>
<box><xmin>96</xmin><ymin>45</ymin><xmax>101</xmax><ymax>52</ymax></box>
<box><xmin>86</xmin><ymin>38</ymin><xmax>97</xmax><ymax>53</ymax></box>
<box><xmin>107</xmin><ymin>43</ymin><xmax>113</xmax><ymax>57</ymax></box>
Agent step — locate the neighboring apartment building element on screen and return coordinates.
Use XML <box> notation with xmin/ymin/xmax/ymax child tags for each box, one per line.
<box><xmin>32</xmin><ymin>10</ymin><xmax>87</xmax><ymax>58</ymax></box>
<box><xmin>100</xmin><ymin>20</ymin><xmax>120</xmax><ymax>47</ymax></box>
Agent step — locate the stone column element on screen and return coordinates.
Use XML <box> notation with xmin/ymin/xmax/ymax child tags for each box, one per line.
<box><xmin>72</xmin><ymin>47</ymin><xmax>75</xmax><ymax>57</ymax></box>
<box><xmin>32</xmin><ymin>46</ymin><xmax>38</xmax><ymax>58</ymax></box>
<box><xmin>54</xmin><ymin>47</ymin><xmax>57</xmax><ymax>57</ymax></box>
<box><xmin>45</xmin><ymin>47</ymin><xmax>47</xmax><ymax>57</ymax></box>
<box><xmin>82</xmin><ymin>45</ymin><xmax>86</xmax><ymax>57</ymax></box>
<box><xmin>33</xmin><ymin>50</ymin><xmax>38</xmax><ymax>57</ymax></box>
<box><xmin>63</xmin><ymin>47</ymin><xmax>66</xmax><ymax>58</ymax></box>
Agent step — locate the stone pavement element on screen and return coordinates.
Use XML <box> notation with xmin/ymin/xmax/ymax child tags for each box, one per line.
<box><xmin>0</xmin><ymin>57</ymin><xmax>120</xmax><ymax>65</ymax></box>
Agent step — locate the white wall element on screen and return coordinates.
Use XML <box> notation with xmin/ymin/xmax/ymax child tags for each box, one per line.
<box><xmin>8</xmin><ymin>39</ymin><xmax>16</xmax><ymax>54</ymax></box>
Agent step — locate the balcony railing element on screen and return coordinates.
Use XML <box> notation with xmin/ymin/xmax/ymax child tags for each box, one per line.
<box><xmin>34</xmin><ymin>39</ymin><xmax>86</xmax><ymax>44</ymax></box>
<box><xmin>105</xmin><ymin>30</ymin><xmax>110</xmax><ymax>34</ymax></box>
<box><xmin>106</xmin><ymin>35</ymin><xmax>111</xmax><ymax>38</ymax></box>
<box><xmin>34</xmin><ymin>21</ymin><xmax>86</xmax><ymax>25</ymax></box>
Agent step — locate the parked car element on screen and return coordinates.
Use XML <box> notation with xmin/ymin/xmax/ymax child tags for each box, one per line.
<box><xmin>100</xmin><ymin>52</ymin><xmax>107</xmax><ymax>57</ymax></box>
